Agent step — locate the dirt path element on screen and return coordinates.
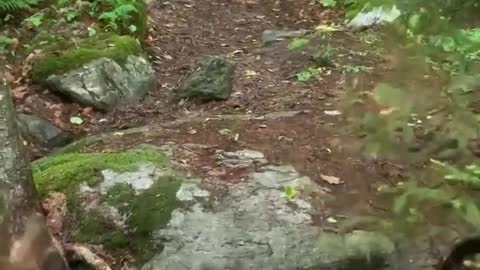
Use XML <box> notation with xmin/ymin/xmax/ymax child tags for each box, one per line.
<box><xmin>118</xmin><ymin>0</ymin><xmax>405</xmax><ymax>222</ymax></box>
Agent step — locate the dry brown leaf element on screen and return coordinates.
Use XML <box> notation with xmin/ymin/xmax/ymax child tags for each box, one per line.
<box><xmin>11</xmin><ymin>85</ymin><xmax>28</xmax><ymax>99</ymax></box>
<box><xmin>3</xmin><ymin>71</ymin><xmax>15</xmax><ymax>83</ymax></box>
<box><xmin>379</xmin><ymin>107</ymin><xmax>397</xmax><ymax>116</ymax></box>
<box><xmin>320</xmin><ymin>174</ymin><xmax>342</xmax><ymax>185</ymax></box>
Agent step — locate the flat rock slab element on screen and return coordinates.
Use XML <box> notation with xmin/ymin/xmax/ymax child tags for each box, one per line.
<box><xmin>46</xmin><ymin>55</ymin><xmax>154</xmax><ymax>111</ymax></box>
<box><xmin>142</xmin><ymin>164</ymin><xmax>394</xmax><ymax>270</ymax></box>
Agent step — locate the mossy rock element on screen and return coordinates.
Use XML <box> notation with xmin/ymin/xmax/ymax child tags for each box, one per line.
<box><xmin>72</xmin><ymin>177</ymin><xmax>181</xmax><ymax>262</ymax></box>
<box><xmin>176</xmin><ymin>56</ymin><xmax>234</xmax><ymax>101</ymax></box>
<box><xmin>32</xmin><ymin>148</ymin><xmax>184</xmax><ymax>263</ymax></box>
<box><xmin>32</xmin><ymin>148</ymin><xmax>167</xmax><ymax>195</ymax></box>
<box><xmin>31</xmin><ymin>35</ymin><xmax>143</xmax><ymax>82</ymax></box>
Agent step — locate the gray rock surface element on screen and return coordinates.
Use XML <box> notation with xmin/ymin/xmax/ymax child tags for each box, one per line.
<box><xmin>46</xmin><ymin>55</ymin><xmax>154</xmax><ymax>110</ymax></box>
<box><xmin>142</xmin><ymin>164</ymin><xmax>394</xmax><ymax>270</ymax></box>
<box><xmin>216</xmin><ymin>149</ymin><xmax>268</xmax><ymax>168</ymax></box>
<box><xmin>176</xmin><ymin>56</ymin><xmax>234</xmax><ymax>101</ymax></box>
<box><xmin>347</xmin><ymin>6</ymin><xmax>401</xmax><ymax>28</ymax></box>
<box><xmin>17</xmin><ymin>113</ymin><xmax>72</xmax><ymax>147</ymax></box>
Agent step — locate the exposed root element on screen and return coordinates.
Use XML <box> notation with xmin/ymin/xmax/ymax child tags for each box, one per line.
<box><xmin>66</xmin><ymin>244</ymin><xmax>113</xmax><ymax>270</ymax></box>
<box><xmin>41</xmin><ymin>192</ymin><xmax>114</xmax><ymax>270</ymax></box>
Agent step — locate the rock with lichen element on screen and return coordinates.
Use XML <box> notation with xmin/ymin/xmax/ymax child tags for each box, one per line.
<box><xmin>32</xmin><ymin>145</ymin><xmax>196</xmax><ymax>263</ymax></box>
<box><xmin>17</xmin><ymin>113</ymin><xmax>72</xmax><ymax>148</ymax></box>
<box><xmin>34</xmin><ymin>137</ymin><xmax>396</xmax><ymax>269</ymax></box>
<box><xmin>31</xmin><ymin>35</ymin><xmax>155</xmax><ymax>111</ymax></box>
<box><xmin>176</xmin><ymin>56</ymin><xmax>234</xmax><ymax>101</ymax></box>
<box><xmin>142</xmin><ymin>163</ymin><xmax>395</xmax><ymax>270</ymax></box>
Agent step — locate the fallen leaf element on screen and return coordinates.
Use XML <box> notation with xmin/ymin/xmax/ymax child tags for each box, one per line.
<box><xmin>320</xmin><ymin>174</ymin><xmax>342</xmax><ymax>185</ymax></box>
<box><xmin>70</xmin><ymin>116</ymin><xmax>84</xmax><ymax>125</ymax></box>
<box><xmin>324</xmin><ymin>110</ymin><xmax>342</xmax><ymax>116</ymax></box>
<box><xmin>315</xmin><ymin>24</ymin><xmax>342</xmax><ymax>32</ymax></box>
<box><xmin>245</xmin><ymin>70</ymin><xmax>257</xmax><ymax>76</ymax></box>
<box><xmin>11</xmin><ymin>85</ymin><xmax>28</xmax><ymax>99</ymax></box>
<box><xmin>3</xmin><ymin>71</ymin><xmax>15</xmax><ymax>83</ymax></box>
<box><xmin>379</xmin><ymin>107</ymin><xmax>397</xmax><ymax>115</ymax></box>
<box><xmin>326</xmin><ymin>217</ymin><xmax>338</xmax><ymax>223</ymax></box>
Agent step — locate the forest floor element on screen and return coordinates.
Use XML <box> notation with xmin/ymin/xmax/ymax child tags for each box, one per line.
<box><xmin>10</xmin><ymin>0</ymin><xmax>422</xmax><ymax>226</ymax></box>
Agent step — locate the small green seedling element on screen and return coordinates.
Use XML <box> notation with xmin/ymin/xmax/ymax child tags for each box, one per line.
<box><xmin>284</xmin><ymin>185</ymin><xmax>297</xmax><ymax>202</ymax></box>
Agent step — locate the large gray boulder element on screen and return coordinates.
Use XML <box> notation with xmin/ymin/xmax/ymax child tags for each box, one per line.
<box><xmin>142</xmin><ymin>164</ymin><xmax>395</xmax><ymax>270</ymax></box>
<box><xmin>176</xmin><ymin>56</ymin><xmax>234</xmax><ymax>101</ymax></box>
<box><xmin>46</xmin><ymin>55</ymin><xmax>155</xmax><ymax>111</ymax></box>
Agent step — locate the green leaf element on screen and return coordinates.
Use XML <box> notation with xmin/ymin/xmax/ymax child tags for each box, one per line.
<box><xmin>88</xmin><ymin>27</ymin><xmax>97</xmax><ymax>37</ymax></box>
<box><xmin>320</xmin><ymin>0</ymin><xmax>337</xmax><ymax>8</ymax></box>
<box><xmin>70</xmin><ymin>116</ymin><xmax>84</xmax><ymax>125</ymax></box>
<box><xmin>23</xmin><ymin>11</ymin><xmax>44</xmax><ymax>28</ymax></box>
<box><xmin>128</xmin><ymin>24</ymin><xmax>137</xmax><ymax>33</ymax></box>
<box><xmin>288</xmin><ymin>38</ymin><xmax>309</xmax><ymax>50</ymax></box>
<box><xmin>296</xmin><ymin>70</ymin><xmax>313</xmax><ymax>81</ymax></box>
<box><xmin>284</xmin><ymin>185</ymin><xmax>297</xmax><ymax>201</ymax></box>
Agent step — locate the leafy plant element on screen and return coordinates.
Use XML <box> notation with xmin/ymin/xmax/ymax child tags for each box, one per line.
<box><xmin>87</xmin><ymin>26</ymin><xmax>98</xmax><ymax>37</ymax></box>
<box><xmin>288</xmin><ymin>38</ymin><xmax>309</xmax><ymax>50</ymax></box>
<box><xmin>295</xmin><ymin>67</ymin><xmax>323</xmax><ymax>81</ymax></box>
<box><xmin>284</xmin><ymin>185</ymin><xmax>297</xmax><ymax>202</ymax></box>
<box><xmin>319</xmin><ymin>0</ymin><xmax>338</xmax><ymax>8</ymax></box>
<box><xmin>23</xmin><ymin>11</ymin><xmax>45</xmax><ymax>28</ymax></box>
<box><xmin>311</xmin><ymin>45</ymin><xmax>335</xmax><ymax>67</ymax></box>
<box><xmin>344</xmin><ymin>64</ymin><xmax>371</xmax><ymax>73</ymax></box>
<box><xmin>318</xmin><ymin>0</ymin><xmax>356</xmax><ymax>8</ymax></box>
<box><xmin>59</xmin><ymin>6</ymin><xmax>80</xmax><ymax>22</ymax></box>
<box><xmin>97</xmin><ymin>0</ymin><xmax>139</xmax><ymax>32</ymax></box>
<box><xmin>391</xmin><ymin>160</ymin><xmax>480</xmax><ymax>230</ymax></box>
<box><xmin>0</xmin><ymin>35</ymin><xmax>15</xmax><ymax>53</ymax></box>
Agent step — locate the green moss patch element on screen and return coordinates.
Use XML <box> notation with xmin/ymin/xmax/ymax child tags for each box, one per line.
<box><xmin>32</xmin><ymin>148</ymin><xmax>167</xmax><ymax>195</ymax></box>
<box><xmin>72</xmin><ymin>177</ymin><xmax>182</xmax><ymax>263</ymax></box>
<box><xmin>31</xmin><ymin>35</ymin><xmax>142</xmax><ymax>82</ymax></box>
<box><xmin>32</xmin><ymin>147</ymin><xmax>184</xmax><ymax>263</ymax></box>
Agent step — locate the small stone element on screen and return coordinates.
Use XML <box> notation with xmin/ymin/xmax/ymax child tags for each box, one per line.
<box><xmin>176</xmin><ymin>56</ymin><xmax>234</xmax><ymax>101</ymax></box>
<box><xmin>17</xmin><ymin>114</ymin><xmax>72</xmax><ymax>148</ymax></box>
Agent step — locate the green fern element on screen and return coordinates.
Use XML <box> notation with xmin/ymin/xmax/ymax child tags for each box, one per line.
<box><xmin>98</xmin><ymin>0</ymin><xmax>138</xmax><ymax>31</ymax></box>
<box><xmin>0</xmin><ymin>0</ymin><xmax>30</xmax><ymax>11</ymax></box>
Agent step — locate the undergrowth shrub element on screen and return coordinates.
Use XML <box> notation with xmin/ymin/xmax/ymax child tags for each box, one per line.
<box><xmin>389</xmin><ymin>160</ymin><xmax>480</xmax><ymax>230</ymax></box>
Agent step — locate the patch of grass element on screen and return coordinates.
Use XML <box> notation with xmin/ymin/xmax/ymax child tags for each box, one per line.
<box><xmin>31</xmin><ymin>34</ymin><xmax>142</xmax><ymax>82</ymax></box>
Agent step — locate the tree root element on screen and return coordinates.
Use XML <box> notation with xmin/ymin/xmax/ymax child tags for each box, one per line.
<box><xmin>42</xmin><ymin>192</ymin><xmax>114</xmax><ymax>270</ymax></box>
<box><xmin>65</xmin><ymin>244</ymin><xmax>113</xmax><ymax>270</ymax></box>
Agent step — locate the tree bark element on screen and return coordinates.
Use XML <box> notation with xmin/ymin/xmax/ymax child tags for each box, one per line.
<box><xmin>0</xmin><ymin>79</ymin><xmax>42</xmax><ymax>256</ymax></box>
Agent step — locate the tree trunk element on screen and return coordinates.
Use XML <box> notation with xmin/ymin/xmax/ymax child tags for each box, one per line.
<box><xmin>0</xmin><ymin>78</ymin><xmax>42</xmax><ymax>256</ymax></box>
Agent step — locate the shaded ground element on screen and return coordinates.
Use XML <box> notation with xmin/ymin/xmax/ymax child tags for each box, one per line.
<box><xmin>7</xmin><ymin>0</ymin><xmax>413</xmax><ymax>221</ymax></box>
<box><xmin>3</xmin><ymin>0</ymin><xmax>443</xmax><ymax>246</ymax></box>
